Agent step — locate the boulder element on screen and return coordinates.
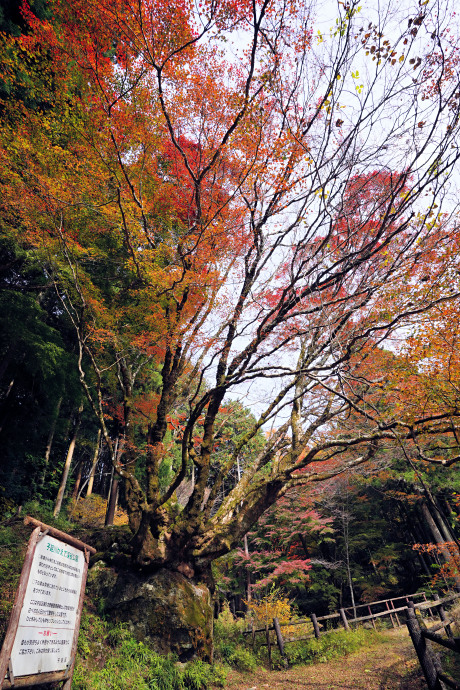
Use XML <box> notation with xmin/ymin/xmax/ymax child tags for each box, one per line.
<box><xmin>87</xmin><ymin>561</ymin><xmax>213</xmax><ymax>661</ymax></box>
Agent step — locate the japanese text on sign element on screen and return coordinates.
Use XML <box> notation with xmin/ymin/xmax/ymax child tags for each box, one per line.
<box><xmin>9</xmin><ymin>535</ymin><xmax>84</xmax><ymax>677</ymax></box>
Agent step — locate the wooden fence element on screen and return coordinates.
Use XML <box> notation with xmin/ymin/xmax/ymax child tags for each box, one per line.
<box><xmin>243</xmin><ymin>591</ymin><xmax>460</xmax><ymax>671</ymax></box>
<box><xmin>406</xmin><ymin>593</ymin><xmax>460</xmax><ymax>690</ymax></box>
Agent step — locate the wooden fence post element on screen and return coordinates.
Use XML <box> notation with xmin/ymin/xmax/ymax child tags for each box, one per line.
<box><xmin>424</xmin><ymin>591</ymin><xmax>435</xmax><ymax>621</ymax></box>
<box><xmin>390</xmin><ymin>599</ymin><xmax>401</xmax><ymax>627</ymax></box>
<box><xmin>311</xmin><ymin>613</ymin><xmax>320</xmax><ymax>639</ymax></box>
<box><xmin>251</xmin><ymin>621</ymin><xmax>255</xmax><ymax>651</ymax></box>
<box><xmin>385</xmin><ymin>600</ymin><xmax>396</xmax><ymax>628</ymax></box>
<box><xmin>368</xmin><ymin>605</ymin><xmax>376</xmax><ymax>629</ymax></box>
<box><xmin>339</xmin><ymin>608</ymin><xmax>350</xmax><ymax>631</ymax></box>
<box><xmin>265</xmin><ymin>622</ymin><xmax>272</xmax><ymax>670</ymax></box>
<box><xmin>405</xmin><ymin>602</ymin><xmax>440</xmax><ymax>690</ymax></box>
<box><xmin>273</xmin><ymin>617</ymin><xmax>288</xmax><ymax>668</ymax></box>
<box><xmin>433</xmin><ymin>594</ymin><xmax>454</xmax><ymax>640</ymax></box>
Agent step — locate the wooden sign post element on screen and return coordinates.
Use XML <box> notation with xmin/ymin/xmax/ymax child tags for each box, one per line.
<box><xmin>0</xmin><ymin>517</ymin><xmax>96</xmax><ymax>688</ymax></box>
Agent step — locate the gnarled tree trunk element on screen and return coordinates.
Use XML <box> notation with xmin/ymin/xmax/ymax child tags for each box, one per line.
<box><xmin>88</xmin><ymin>557</ymin><xmax>214</xmax><ymax>661</ymax></box>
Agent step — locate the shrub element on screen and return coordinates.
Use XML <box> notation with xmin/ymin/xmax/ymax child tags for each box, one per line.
<box><xmin>214</xmin><ymin>603</ymin><xmax>246</xmax><ymax>647</ymax></box>
<box><xmin>245</xmin><ymin>588</ymin><xmax>306</xmax><ymax>638</ymax></box>
<box><xmin>287</xmin><ymin>628</ymin><xmax>384</xmax><ymax>666</ymax></box>
<box><xmin>23</xmin><ymin>498</ymin><xmax>74</xmax><ymax>531</ymax></box>
<box><xmin>245</xmin><ymin>588</ymin><xmax>294</xmax><ymax>629</ymax></box>
<box><xmin>214</xmin><ymin>605</ymin><xmax>258</xmax><ymax>672</ymax></box>
<box><xmin>216</xmin><ymin>640</ymin><xmax>237</xmax><ymax>662</ymax></box>
<box><xmin>226</xmin><ymin>646</ymin><xmax>258</xmax><ymax>672</ymax></box>
<box><xmin>70</xmin><ymin>495</ymin><xmax>128</xmax><ymax>527</ymax></box>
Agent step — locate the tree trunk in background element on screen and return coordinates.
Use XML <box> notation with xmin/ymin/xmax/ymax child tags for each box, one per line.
<box><xmin>423</xmin><ymin>486</ymin><xmax>459</xmax><ymax>550</ymax></box>
<box><xmin>71</xmin><ymin>459</ymin><xmax>83</xmax><ymax>501</ymax></box>
<box><xmin>243</xmin><ymin>534</ymin><xmax>251</xmax><ymax>603</ymax></box>
<box><xmin>412</xmin><ymin>516</ymin><xmax>439</xmax><ymax>573</ymax></box>
<box><xmin>433</xmin><ymin>498</ymin><xmax>459</xmax><ymax>548</ymax></box>
<box><xmin>444</xmin><ymin>499</ymin><xmax>456</xmax><ymax>519</ymax></box>
<box><xmin>421</xmin><ymin>502</ymin><xmax>446</xmax><ymax>548</ymax></box>
<box><xmin>39</xmin><ymin>396</ymin><xmax>62</xmax><ymax>488</ymax></box>
<box><xmin>105</xmin><ymin>437</ymin><xmax>120</xmax><ymax>526</ymax></box>
<box><xmin>86</xmin><ymin>429</ymin><xmax>101</xmax><ymax>497</ymax></box>
<box><xmin>420</xmin><ymin>501</ymin><xmax>460</xmax><ymax>588</ymax></box>
<box><xmin>343</xmin><ymin>512</ymin><xmax>356</xmax><ymax>617</ymax></box>
<box><xmin>397</xmin><ymin>503</ymin><xmax>430</xmax><ymax>580</ymax></box>
<box><xmin>236</xmin><ymin>455</ymin><xmax>251</xmax><ymax>602</ymax></box>
<box><xmin>105</xmin><ymin>475</ymin><xmax>119</xmax><ymax>526</ymax></box>
<box><xmin>53</xmin><ymin>403</ymin><xmax>83</xmax><ymax>517</ymax></box>
<box><xmin>417</xmin><ymin>551</ymin><xmax>432</xmax><ymax>578</ymax></box>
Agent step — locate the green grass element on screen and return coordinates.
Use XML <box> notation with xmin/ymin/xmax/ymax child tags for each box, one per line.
<box><xmin>284</xmin><ymin>627</ymin><xmax>388</xmax><ymax>666</ymax></box>
<box><xmin>73</xmin><ymin>611</ymin><xmax>227</xmax><ymax>689</ymax></box>
<box><xmin>215</xmin><ymin>642</ymin><xmax>258</xmax><ymax>672</ymax></box>
<box><xmin>213</xmin><ymin>604</ymin><xmax>391</xmax><ymax>673</ymax></box>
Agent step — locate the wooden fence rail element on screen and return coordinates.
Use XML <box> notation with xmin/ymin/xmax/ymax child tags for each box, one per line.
<box><xmin>243</xmin><ymin>591</ymin><xmax>427</xmax><ymax>639</ymax></box>
<box><xmin>341</xmin><ymin>591</ymin><xmax>427</xmax><ymax>616</ymax></box>
<box><xmin>243</xmin><ymin>591</ymin><xmax>460</xmax><ymax>672</ymax></box>
<box><xmin>405</xmin><ymin>596</ymin><xmax>460</xmax><ymax>690</ymax></box>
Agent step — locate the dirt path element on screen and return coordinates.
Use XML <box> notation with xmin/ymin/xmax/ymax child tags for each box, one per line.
<box><xmin>218</xmin><ymin>629</ymin><xmax>426</xmax><ymax>690</ymax></box>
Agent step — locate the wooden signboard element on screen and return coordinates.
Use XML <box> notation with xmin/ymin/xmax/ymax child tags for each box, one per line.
<box><xmin>0</xmin><ymin>517</ymin><xmax>96</xmax><ymax>689</ymax></box>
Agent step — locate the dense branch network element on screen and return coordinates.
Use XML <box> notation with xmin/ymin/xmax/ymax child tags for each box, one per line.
<box><xmin>2</xmin><ymin>0</ymin><xmax>460</xmax><ymax>569</ymax></box>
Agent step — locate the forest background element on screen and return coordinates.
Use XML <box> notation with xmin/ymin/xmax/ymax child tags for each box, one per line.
<box><xmin>1</xmin><ymin>0</ymin><xmax>460</xmax><ymax>661</ymax></box>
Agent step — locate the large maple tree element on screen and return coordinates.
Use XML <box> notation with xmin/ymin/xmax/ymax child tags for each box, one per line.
<box><xmin>2</xmin><ymin>0</ymin><xmax>460</xmax><ymax>654</ymax></box>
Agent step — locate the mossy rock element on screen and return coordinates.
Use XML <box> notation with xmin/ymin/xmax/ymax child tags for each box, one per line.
<box><xmin>87</xmin><ymin>563</ymin><xmax>213</xmax><ymax>662</ymax></box>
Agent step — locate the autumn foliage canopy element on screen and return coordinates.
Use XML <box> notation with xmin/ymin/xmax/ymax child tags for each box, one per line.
<box><xmin>1</xmin><ymin>0</ymin><xmax>460</xmax><ymax>573</ymax></box>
